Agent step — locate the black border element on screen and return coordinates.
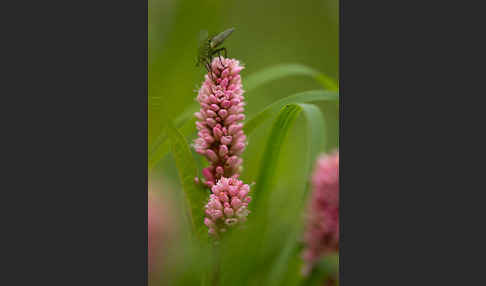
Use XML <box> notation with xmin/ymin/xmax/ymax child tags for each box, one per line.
<box><xmin>5</xmin><ymin>0</ymin><xmax>148</xmax><ymax>284</ymax></box>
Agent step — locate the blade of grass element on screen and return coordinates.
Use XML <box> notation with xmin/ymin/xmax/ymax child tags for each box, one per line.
<box><xmin>167</xmin><ymin>121</ymin><xmax>208</xmax><ymax>241</ymax></box>
<box><xmin>251</xmin><ymin>103</ymin><xmax>327</xmax><ymax>204</ymax></box>
<box><xmin>245</xmin><ymin>63</ymin><xmax>338</xmax><ymax>92</ymax></box>
<box><xmin>244</xmin><ymin>90</ymin><xmax>337</xmax><ymax>135</ymax></box>
<box><xmin>252</xmin><ymin>104</ymin><xmax>302</xmax><ymax>213</ymax></box>
<box><xmin>149</xmin><ymin>117</ymin><xmax>197</xmax><ymax>172</ymax></box>
<box><xmin>148</xmin><ymin>136</ymin><xmax>170</xmax><ymax>172</ymax></box>
<box><xmin>263</xmin><ymin>103</ymin><xmax>326</xmax><ymax>286</ymax></box>
<box><xmin>266</xmin><ymin>228</ymin><xmax>301</xmax><ymax>286</ymax></box>
<box><xmin>148</xmin><ymin>63</ymin><xmax>338</xmax><ymax>168</ymax></box>
<box><xmin>299</xmin><ymin>103</ymin><xmax>327</xmax><ymax>191</ymax></box>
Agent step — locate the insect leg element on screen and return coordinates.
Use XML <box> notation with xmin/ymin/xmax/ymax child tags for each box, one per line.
<box><xmin>211</xmin><ymin>48</ymin><xmax>228</xmax><ymax>68</ymax></box>
<box><xmin>205</xmin><ymin>60</ymin><xmax>218</xmax><ymax>83</ymax></box>
<box><xmin>204</xmin><ymin>61</ymin><xmax>212</xmax><ymax>79</ymax></box>
<box><xmin>220</xmin><ymin>48</ymin><xmax>228</xmax><ymax>68</ymax></box>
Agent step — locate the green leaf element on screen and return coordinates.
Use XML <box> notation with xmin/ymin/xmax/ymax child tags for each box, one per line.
<box><xmin>148</xmin><ymin>135</ymin><xmax>170</xmax><ymax>172</ymax></box>
<box><xmin>252</xmin><ymin>104</ymin><xmax>302</xmax><ymax>213</ymax></box>
<box><xmin>265</xmin><ymin>228</ymin><xmax>301</xmax><ymax>286</ymax></box>
<box><xmin>299</xmin><ymin>103</ymin><xmax>327</xmax><ymax>190</ymax></box>
<box><xmin>257</xmin><ymin>103</ymin><xmax>326</xmax><ymax>286</ymax></box>
<box><xmin>302</xmin><ymin>254</ymin><xmax>339</xmax><ymax>286</ymax></box>
<box><xmin>244</xmin><ymin>90</ymin><xmax>337</xmax><ymax>135</ymax></box>
<box><xmin>148</xmin><ymin>63</ymin><xmax>338</xmax><ymax>169</ymax></box>
<box><xmin>149</xmin><ymin>117</ymin><xmax>197</xmax><ymax>172</ymax></box>
<box><xmin>245</xmin><ymin>63</ymin><xmax>338</xmax><ymax>92</ymax></box>
<box><xmin>166</xmin><ymin>121</ymin><xmax>208</xmax><ymax>241</ymax></box>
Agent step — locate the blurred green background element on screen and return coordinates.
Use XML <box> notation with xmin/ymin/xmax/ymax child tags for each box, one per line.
<box><xmin>149</xmin><ymin>0</ymin><xmax>339</xmax><ymax>285</ymax></box>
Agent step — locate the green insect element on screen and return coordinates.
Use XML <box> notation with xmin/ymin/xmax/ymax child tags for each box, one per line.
<box><xmin>197</xmin><ymin>27</ymin><xmax>235</xmax><ymax>73</ymax></box>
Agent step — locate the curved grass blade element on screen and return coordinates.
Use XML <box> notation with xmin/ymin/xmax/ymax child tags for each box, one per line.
<box><xmin>244</xmin><ymin>90</ymin><xmax>337</xmax><ymax>135</ymax></box>
<box><xmin>149</xmin><ymin>117</ymin><xmax>197</xmax><ymax>172</ymax></box>
<box><xmin>252</xmin><ymin>104</ymin><xmax>302</xmax><ymax>213</ymax></box>
<box><xmin>148</xmin><ymin>136</ymin><xmax>170</xmax><ymax>172</ymax></box>
<box><xmin>148</xmin><ymin>106</ymin><xmax>198</xmax><ymax>171</ymax></box>
<box><xmin>167</xmin><ymin>121</ymin><xmax>208</xmax><ymax>241</ymax></box>
<box><xmin>266</xmin><ymin>228</ymin><xmax>301</xmax><ymax>286</ymax></box>
<box><xmin>260</xmin><ymin>104</ymin><xmax>326</xmax><ymax>286</ymax></box>
<box><xmin>299</xmin><ymin>103</ymin><xmax>327</xmax><ymax>187</ymax></box>
<box><xmin>245</xmin><ymin>63</ymin><xmax>338</xmax><ymax>92</ymax></box>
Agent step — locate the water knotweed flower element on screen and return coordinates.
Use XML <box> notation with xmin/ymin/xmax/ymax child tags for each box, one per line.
<box><xmin>301</xmin><ymin>151</ymin><xmax>339</xmax><ymax>275</ymax></box>
<box><xmin>204</xmin><ymin>176</ymin><xmax>251</xmax><ymax>238</ymax></box>
<box><xmin>193</xmin><ymin>57</ymin><xmax>246</xmax><ymax>188</ymax></box>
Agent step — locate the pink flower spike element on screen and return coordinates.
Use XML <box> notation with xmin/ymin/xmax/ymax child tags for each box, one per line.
<box><xmin>192</xmin><ymin>57</ymin><xmax>247</xmax><ymax>187</ymax></box>
<box><xmin>301</xmin><ymin>151</ymin><xmax>339</xmax><ymax>275</ymax></box>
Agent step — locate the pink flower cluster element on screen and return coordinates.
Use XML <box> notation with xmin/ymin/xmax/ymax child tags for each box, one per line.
<box><xmin>193</xmin><ymin>57</ymin><xmax>252</xmax><ymax>238</ymax></box>
<box><xmin>302</xmin><ymin>151</ymin><xmax>339</xmax><ymax>275</ymax></box>
<box><xmin>204</xmin><ymin>176</ymin><xmax>251</xmax><ymax>238</ymax></box>
<box><xmin>193</xmin><ymin>57</ymin><xmax>246</xmax><ymax>188</ymax></box>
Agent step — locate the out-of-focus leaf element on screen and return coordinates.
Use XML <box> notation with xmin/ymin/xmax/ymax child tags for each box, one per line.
<box><xmin>167</xmin><ymin>121</ymin><xmax>208</xmax><ymax>241</ymax></box>
<box><xmin>149</xmin><ymin>117</ymin><xmax>197</xmax><ymax>172</ymax></box>
<box><xmin>266</xmin><ymin>228</ymin><xmax>301</xmax><ymax>286</ymax></box>
<box><xmin>261</xmin><ymin>103</ymin><xmax>326</xmax><ymax>286</ymax></box>
<box><xmin>252</xmin><ymin>104</ymin><xmax>301</xmax><ymax>216</ymax></box>
<box><xmin>299</xmin><ymin>103</ymin><xmax>327</xmax><ymax>191</ymax></box>
<box><xmin>244</xmin><ymin>90</ymin><xmax>337</xmax><ymax>135</ymax></box>
<box><xmin>148</xmin><ymin>135</ymin><xmax>170</xmax><ymax>172</ymax></box>
<box><xmin>302</xmin><ymin>254</ymin><xmax>339</xmax><ymax>286</ymax></box>
<box><xmin>245</xmin><ymin>63</ymin><xmax>338</xmax><ymax>92</ymax></box>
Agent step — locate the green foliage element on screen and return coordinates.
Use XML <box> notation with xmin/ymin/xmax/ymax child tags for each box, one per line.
<box><xmin>244</xmin><ymin>90</ymin><xmax>338</xmax><ymax>135</ymax></box>
<box><xmin>253</xmin><ymin>104</ymin><xmax>302</xmax><ymax>215</ymax></box>
<box><xmin>167</xmin><ymin>121</ymin><xmax>208</xmax><ymax>241</ymax></box>
<box><xmin>245</xmin><ymin>64</ymin><xmax>338</xmax><ymax>92</ymax></box>
<box><xmin>253</xmin><ymin>103</ymin><xmax>327</xmax><ymax>286</ymax></box>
